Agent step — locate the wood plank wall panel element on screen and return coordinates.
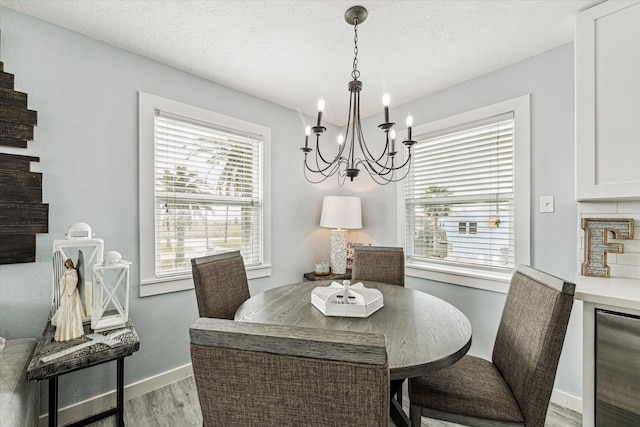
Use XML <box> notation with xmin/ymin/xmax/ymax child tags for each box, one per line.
<box><xmin>0</xmin><ymin>202</ymin><xmax>49</xmax><ymax>234</ymax></box>
<box><xmin>0</xmin><ymin>169</ymin><xmax>43</xmax><ymax>203</ymax></box>
<box><xmin>0</xmin><ymin>70</ymin><xmax>15</xmax><ymax>90</ymax></box>
<box><xmin>0</xmin><ymin>235</ymin><xmax>36</xmax><ymax>264</ymax></box>
<box><xmin>0</xmin><ymin>105</ymin><xmax>38</xmax><ymax>124</ymax></box>
<box><xmin>0</xmin><ymin>57</ymin><xmax>48</xmax><ymax>264</ymax></box>
<box><xmin>0</xmin><ymin>153</ymin><xmax>39</xmax><ymax>171</ymax></box>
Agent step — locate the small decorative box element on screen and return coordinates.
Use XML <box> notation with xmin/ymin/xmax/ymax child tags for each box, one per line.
<box><xmin>311</xmin><ymin>281</ymin><xmax>383</xmax><ymax>318</ymax></box>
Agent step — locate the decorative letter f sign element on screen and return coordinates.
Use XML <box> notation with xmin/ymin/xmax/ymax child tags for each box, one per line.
<box><xmin>582</xmin><ymin>218</ymin><xmax>634</xmax><ymax>278</ymax></box>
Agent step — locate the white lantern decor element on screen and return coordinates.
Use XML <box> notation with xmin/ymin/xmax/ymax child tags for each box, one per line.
<box><xmin>92</xmin><ymin>251</ymin><xmax>130</xmax><ymax>332</ymax></box>
<box><xmin>52</xmin><ymin>223</ymin><xmax>104</xmax><ymax>322</ymax></box>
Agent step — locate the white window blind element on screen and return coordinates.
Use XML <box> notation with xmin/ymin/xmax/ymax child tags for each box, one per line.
<box><xmin>154</xmin><ymin>110</ymin><xmax>262</xmax><ymax>278</ymax></box>
<box><xmin>406</xmin><ymin>113</ymin><xmax>515</xmax><ymax>272</ymax></box>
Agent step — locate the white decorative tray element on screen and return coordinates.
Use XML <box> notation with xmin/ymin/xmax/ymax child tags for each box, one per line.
<box><xmin>311</xmin><ymin>281</ymin><xmax>383</xmax><ymax>318</ymax></box>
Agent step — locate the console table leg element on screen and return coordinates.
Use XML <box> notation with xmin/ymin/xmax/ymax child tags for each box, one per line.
<box><xmin>49</xmin><ymin>377</ymin><xmax>58</xmax><ymax>427</ymax></box>
<box><xmin>117</xmin><ymin>358</ymin><xmax>125</xmax><ymax>426</ymax></box>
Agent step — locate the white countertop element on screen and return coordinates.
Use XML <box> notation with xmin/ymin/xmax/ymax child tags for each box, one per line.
<box><xmin>575</xmin><ymin>275</ymin><xmax>640</xmax><ymax>311</ymax></box>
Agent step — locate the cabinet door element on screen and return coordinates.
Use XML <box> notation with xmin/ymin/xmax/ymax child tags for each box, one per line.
<box><xmin>575</xmin><ymin>1</ymin><xmax>640</xmax><ymax>201</ymax></box>
<box><xmin>596</xmin><ymin>309</ymin><xmax>640</xmax><ymax>425</ymax></box>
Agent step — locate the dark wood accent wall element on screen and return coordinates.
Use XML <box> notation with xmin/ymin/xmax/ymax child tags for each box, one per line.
<box><xmin>0</xmin><ymin>62</ymin><xmax>38</xmax><ymax>148</ymax></box>
<box><xmin>0</xmin><ymin>58</ymin><xmax>49</xmax><ymax>264</ymax></box>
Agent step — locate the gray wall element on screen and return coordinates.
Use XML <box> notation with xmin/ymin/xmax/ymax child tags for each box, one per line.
<box><xmin>0</xmin><ymin>7</ymin><xmax>581</xmax><ymax>410</ymax></box>
<box><xmin>359</xmin><ymin>43</ymin><xmax>581</xmax><ymax>397</ymax></box>
<box><xmin>0</xmin><ymin>7</ymin><xmax>341</xmax><ymax>408</ymax></box>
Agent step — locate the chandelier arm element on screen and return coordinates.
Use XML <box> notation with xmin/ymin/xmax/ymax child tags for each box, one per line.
<box><xmin>369</xmin><ymin>172</ymin><xmax>395</xmax><ymax>185</ymax></box>
<box><xmin>371</xmin><ymin>150</ymin><xmax>413</xmax><ymax>173</ymax></box>
<box><xmin>337</xmin><ymin>168</ymin><xmax>347</xmax><ymax>186</ymax></box>
<box><xmin>303</xmin><ymin>161</ymin><xmax>334</xmax><ymax>184</ymax></box>
<box><xmin>361</xmin><ymin>131</ymin><xmax>415</xmax><ymax>173</ymax></box>
<box><xmin>354</xmin><ymin>92</ymin><xmax>370</xmax><ymax>163</ymax></box>
<box><xmin>361</xmin><ymin>156</ymin><xmax>394</xmax><ymax>178</ymax></box>
<box><xmin>303</xmin><ymin>156</ymin><xmax>344</xmax><ymax>182</ymax></box>
<box><xmin>361</xmin><ymin>157</ymin><xmax>412</xmax><ymax>184</ymax></box>
<box><xmin>353</xmin><ymin>92</ymin><xmax>390</xmax><ymax>165</ymax></box>
<box><xmin>303</xmin><ymin>150</ymin><xmax>339</xmax><ymax>174</ymax></box>
<box><xmin>392</xmin><ymin>150</ymin><xmax>414</xmax><ymax>171</ymax></box>
<box><xmin>343</xmin><ymin>93</ymin><xmax>353</xmax><ymax>146</ymax></box>
<box><xmin>314</xmin><ymin>149</ymin><xmax>341</xmax><ymax>174</ymax></box>
<box><xmin>379</xmin><ymin>131</ymin><xmax>391</xmax><ymax>162</ymax></box>
<box><xmin>345</xmin><ymin>91</ymin><xmax>357</xmax><ymax>169</ymax></box>
<box><xmin>302</xmin><ymin>141</ymin><xmax>343</xmax><ymax>175</ymax></box>
<box><xmin>362</xmin><ymin>150</ymin><xmax>414</xmax><ymax>177</ymax></box>
<box><xmin>375</xmin><ymin>155</ymin><xmax>395</xmax><ymax>175</ymax></box>
<box><xmin>314</xmin><ymin>152</ymin><xmax>344</xmax><ymax>176</ymax></box>
<box><xmin>358</xmin><ymin>160</ymin><xmax>396</xmax><ymax>185</ymax></box>
<box><xmin>314</xmin><ymin>133</ymin><xmax>346</xmax><ymax>167</ymax></box>
<box><xmin>338</xmin><ymin>92</ymin><xmax>354</xmax><ymax>175</ymax></box>
<box><xmin>356</xmin><ymin>129</ymin><xmax>389</xmax><ymax>165</ymax></box>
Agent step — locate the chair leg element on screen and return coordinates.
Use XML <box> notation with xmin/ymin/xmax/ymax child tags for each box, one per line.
<box><xmin>409</xmin><ymin>402</ymin><xmax>422</xmax><ymax>427</ymax></box>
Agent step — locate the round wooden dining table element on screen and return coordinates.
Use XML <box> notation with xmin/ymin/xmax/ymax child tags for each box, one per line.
<box><xmin>235</xmin><ymin>280</ymin><xmax>473</xmax><ymax>427</ymax></box>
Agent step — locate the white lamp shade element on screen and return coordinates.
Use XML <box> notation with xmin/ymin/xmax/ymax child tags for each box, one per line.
<box><xmin>320</xmin><ymin>196</ymin><xmax>362</xmax><ymax>229</ymax></box>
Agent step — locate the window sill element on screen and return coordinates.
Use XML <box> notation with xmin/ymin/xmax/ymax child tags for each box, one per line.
<box><xmin>139</xmin><ymin>264</ymin><xmax>272</xmax><ymax>297</ymax></box>
<box><xmin>406</xmin><ymin>262</ymin><xmax>511</xmax><ymax>294</ymax></box>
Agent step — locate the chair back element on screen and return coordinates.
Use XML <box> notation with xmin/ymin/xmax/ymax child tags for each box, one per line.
<box><xmin>191</xmin><ymin>251</ymin><xmax>250</xmax><ymax>319</ymax></box>
<box><xmin>352</xmin><ymin>245</ymin><xmax>405</xmax><ymax>286</ymax></box>
<box><xmin>492</xmin><ymin>265</ymin><xmax>575</xmax><ymax>427</ymax></box>
<box><xmin>190</xmin><ymin>318</ymin><xmax>390</xmax><ymax>427</ymax></box>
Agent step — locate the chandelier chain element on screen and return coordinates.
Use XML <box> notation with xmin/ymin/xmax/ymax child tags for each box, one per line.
<box><xmin>352</xmin><ymin>19</ymin><xmax>360</xmax><ymax>80</ymax></box>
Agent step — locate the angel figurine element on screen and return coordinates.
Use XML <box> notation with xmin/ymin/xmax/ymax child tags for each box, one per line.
<box><xmin>51</xmin><ymin>259</ymin><xmax>86</xmax><ymax>341</ymax></box>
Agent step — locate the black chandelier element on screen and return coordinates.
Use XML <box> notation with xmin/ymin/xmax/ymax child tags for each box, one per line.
<box><xmin>301</xmin><ymin>5</ymin><xmax>416</xmax><ymax>185</ymax></box>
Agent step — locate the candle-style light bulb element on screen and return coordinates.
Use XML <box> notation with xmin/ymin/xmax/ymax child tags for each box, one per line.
<box><xmin>316</xmin><ymin>99</ymin><xmax>325</xmax><ymax>126</ymax></box>
<box><xmin>304</xmin><ymin>125</ymin><xmax>311</xmax><ymax>148</ymax></box>
<box><xmin>337</xmin><ymin>133</ymin><xmax>344</xmax><ymax>145</ymax></box>
<box><xmin>390</xmin><ymin>128</ymin><xmax>396</xmax><ymax>153</ymax></box>
<box><xmin>406</xmin><ymin>115</ymin><xmax>413</xmax><ymax>141</ymax></box>
<box><xmin>382</xmin><ymin>93</ymin><xmax>390</xmax><ymax>123</ymax></box>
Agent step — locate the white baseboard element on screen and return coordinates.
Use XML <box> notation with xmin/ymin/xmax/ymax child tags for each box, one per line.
<box><xmin>550</xmin><ymin>388</ymin><xmax>583</xmax><ymax>414</ymax></box>
<box><xmin>37</xmin><ymin>363</ymin><xmax>194</xmax><ymax>427</ymax></box>
<box><xmin>37</xmin><ymin>362</ymin><xmax>583</xmax><ymax>425</ymax></box>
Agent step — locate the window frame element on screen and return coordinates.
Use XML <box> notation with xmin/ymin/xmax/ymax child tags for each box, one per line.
<box><xmin>139</xmin><ymin>92</ymin><xmax>271</xmax><ymax>297</ymax></box>
<box><xmin>397</xmin><ymin>95</ymin><xmax>530</xmax><ymax>293</ymax></box>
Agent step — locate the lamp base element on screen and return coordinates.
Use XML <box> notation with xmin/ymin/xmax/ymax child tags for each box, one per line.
<box><xmin>330</xmin><ymin>229</ymin><xmax>348</xmax><ymax>274</ymax></box>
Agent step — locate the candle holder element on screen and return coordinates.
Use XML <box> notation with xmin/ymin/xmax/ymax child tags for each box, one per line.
<box><xmin>92</xmin><ymin>251</ymin><xmax>130</xmax><ymax>332</ymax></box>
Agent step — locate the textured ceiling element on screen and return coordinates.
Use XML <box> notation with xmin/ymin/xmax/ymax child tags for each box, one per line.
<box><xmin>2</xmin><ymin>0</ymin><xmax>600</xmax><ymax>126</ymax></box>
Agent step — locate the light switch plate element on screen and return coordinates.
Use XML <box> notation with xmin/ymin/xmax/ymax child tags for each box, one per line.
<box><xmin>540</xmin><ymin>196</ymin><xmax>554</xmax><ymax>213</ymax></box>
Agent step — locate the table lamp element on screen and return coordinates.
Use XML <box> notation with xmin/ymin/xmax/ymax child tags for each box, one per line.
<box><xmin>320</xmin><ymin>196</ymin><xmax>362</xmax><ymax>274</ymax></box>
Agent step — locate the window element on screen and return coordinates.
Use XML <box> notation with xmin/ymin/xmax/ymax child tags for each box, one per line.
<box><xmin>139</xmin><ymin>93</ymin><xmax>271</xmax><ymax>296</ymax></box>
<box><xmin>458</xmin><ymin>222</ymin><xmax>478</xmax><ymax>235</ymax></box>
<box><xmin>399</xmin><ymin>96</ymin><xmax>530</xmax><ymax>292</ymax></box>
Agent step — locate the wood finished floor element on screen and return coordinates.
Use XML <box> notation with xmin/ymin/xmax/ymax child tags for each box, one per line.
<box><xmin>82</xmin><ymin>376</ymin><xmax>581</xmax><ymax>427</ymax></box>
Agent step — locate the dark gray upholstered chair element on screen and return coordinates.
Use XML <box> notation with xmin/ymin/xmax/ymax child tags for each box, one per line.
<box><xmin>190</xmin><ymin>318</ymin><xmax>390</xmax><ymax>427</ymax></box>
<box><xmin>408</xmin><ymin>265</ymin><xmax>575</xmax><ymax>427</ymax></box>
<box><xmin>352</xmin><ymin>245</ymin><xmax>405</xmax><ymax>287</ymax></box>
<box><xmin>191</xmin><ymin>251</ymin><xmax>250</xmax><ymax>320</ymax></box>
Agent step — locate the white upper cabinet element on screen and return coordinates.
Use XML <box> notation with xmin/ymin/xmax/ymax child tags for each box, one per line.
<box><xmin>575</xmin><ymin>1</ymin><xmax>640</xmax><ymax>201</ymax></box>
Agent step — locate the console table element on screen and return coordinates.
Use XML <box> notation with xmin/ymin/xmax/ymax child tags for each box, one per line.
<box><xmin>27</xmin><ymin>319</ymin><xmax>140</xmax><ymax>427</ymax></box>
<box><xmin>303</xmin><ymin>269</ymin><xmax>351</xmax><ymax>281</ymax></box>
